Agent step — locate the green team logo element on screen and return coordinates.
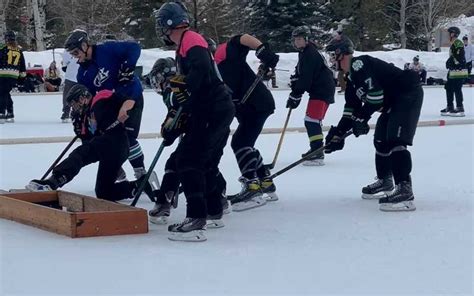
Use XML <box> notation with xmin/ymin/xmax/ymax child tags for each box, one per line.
<box><xmin>352</xmin><ymin>59</ymin><xmax>364</xmax><ymax>71</ymax></box>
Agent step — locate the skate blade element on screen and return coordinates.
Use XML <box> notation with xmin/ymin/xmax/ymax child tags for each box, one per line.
<box><xmin>206</xmin><ymin>219</ymin><xmax>225</xmax><ymax>229</ymax></box>
<box><xmin>8</xmin><ymin>188</ymin><xmax>32</xmax><ymax>193</ymax></box>
<box><xmin>440</xmin><ymin>113</ymin><xmax>450</xmax><ymax>116</ymax></box>
<box><xmin>232</xmin><ymin>196</ymin><xmax>267</xmax><ymax>212</ymax></box>
<box><xmin>264</xmin><ymin>191</ymin><xmax>279</xmax><ymax>201</ymax></box>
<box><xmin>168</xmin><ymin>230</ymin><xmax>207</xmax><ymax>242</ymax></box>
<box><xmin>448</xmin><ymin>113</ymin><xmax>465</xmax><ymax>117</ymax></box>
<box><xmin>302</xmin><ymin>159</ymin><xmax>325</xmax><ymax>166</ymax></box>
<box><xmin>6</xmin><ymin>119</ymin><xmax>14</xmax><ymax>123</ymax></box>
<box><xmin>361</xmin><ymin>190</ymin><xmax>392</xmax><ymax>200</ymax></box>
<box><xmin>61</xmin><ymin>119</ymin><xmax>70</xmax><ymax>123</ymax></box>
<box><xmin>379</xmin><ymin>200</ymin><xmax>416</xmax><ymax>212</ymax></box>
<box><xmin>149</xmin><ymin>215</ymin><xmax>169</xmax><ymax>225</ymax></box>
<box><xmin>25</xmin><ymin>183</ymin><xmax>53</xmax><ymax>192</ymax></box>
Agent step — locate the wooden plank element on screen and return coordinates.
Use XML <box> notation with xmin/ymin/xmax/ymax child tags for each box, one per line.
<box><xmin>73</xmin><ymin>210</ymin><xmax>148</xmax><ymax>238</ymax></box>
<box><xmin>57</xmin><ymin>191</ymin><xmax>84</xmax><ymax>212</ymax></box>
<box><xmin>0</xmin><ymin>191</ymin><xmax>58</xmax><ymax>203</ymax></box>
<box><xmin>0</xmin><ymin>195</ymin><xmax>74</xmax><ymax>237</ymax></box>
<box><xmin>82</xmin><ymin>195</ymin><xmax>140</xmax><ymax>212</ymax></box>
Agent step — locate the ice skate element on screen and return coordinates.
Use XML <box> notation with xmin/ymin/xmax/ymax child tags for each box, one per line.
<box><xmin>6</xmin><ymin>112</ymin><xmax>14</xmax><ymax>123</ymax></box>
<box><xmin>379</xmin><ymin>180</ymin><xmax>416</xmax><ymax>212</ymax></box>
<box><xmin>0</xmin><ymin>113</ymin><xmax>5</xmax><ymax>124</ymax></box>
<box><xmin>25</xmin><ymin>175</ymin><xmax>67</xmax><ymax>192</ymax></box>
<box><xmin>168</xmin><ymin>218</ymin><xmax>207</xmax><ymax>242</ymax></box>
<box><xmin>149</xmin><ymin>202</ymin><xmax>172</xmax><ymax>225</ymax></box>
<box><xmin>361</xmin><ymin>176</ymin><xmax>394</xmax><ymax>200</ymax></box>
<box><xmin>440</xmin><ymin>106</ymin><xmax>454</xmax><ymax>116</ymax></box>
<box><xmin>448</xmin><ymin>106</ymin><xmax>465</xmax><ymax>117</ymax></box>
<box><xmin>228</xmin><ymin>177</ymin><xmax>266</xmax><ymax>212</ymax></box>
<box><xmin>206</xmin><ymin>213</ymin><xmax>224</xmax><ymax>229</ymax></box>
<box><xmin>260</xmin><ymin>178</ymin><xmax>279</xmax><ymax>201</ymax></box>
<box><xmin>301</xmin><ymin>149</ymin><xmax>325</xmax><ymax>166</ymax></box>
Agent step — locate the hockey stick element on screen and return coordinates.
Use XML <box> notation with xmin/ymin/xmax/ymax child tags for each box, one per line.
<box><xmin>40</xmin><ymin>135</ymin><xmax>79</xmax><ymax>180</ymax></box>
<box><xmin>240</xmin><ymin>70</ymin><xmax>265</xmax><ymax>105</ymax></box>
<box><xmin>269</xmin><ymin>131</ymin><xmax>353</xmax><ymax>179</ymax></box>
<box><xmin>265</xmin><ymin>108</ymin><xmax>292</xmax><ymax>170</ymax></box>
<box><xmin>130</xmin><ymin>107</ymin><xmax>183</xmax><ymax>207</ymax></box>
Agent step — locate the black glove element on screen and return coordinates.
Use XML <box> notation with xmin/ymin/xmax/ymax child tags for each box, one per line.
<box><xmin>324</xmin><ymin>126</ymin><xmax>346</xmax><ymax>154</ymax></box>
<box><xmin>289</xmin><ymin>74</ymin><xmax>298</xmax><ymax>89</ymax></box>
<box><xmin>161</xmin><ymin>109</ymin><xmax>188</xmax><ymax>147</ymax></box>
<box><xmin>169</xmin><ymin>75</ymin><xmax>190</xmax><ymax>108</ymax></box>
<box><xmin>351</xmin><ymin>115</ymin><xmax>370</xmax><ymax>137</ymax></box>
<box><xmin>255</xmin><ymin>43</ymin><xmax>279</xmax><ymax>69</ymax></box>
<box><xmin>118</xmin><ymin>63</ymin><xmax>135</xmax><ymax>83</ymax></box>
<box><xmin>62</xmin><ymin>66</ymin><xmax>67</xmax><ymax>72</ymax></box>
<box><xmin>286</xmin><ymin>92</ymin><xmax>302</xmax><ymax>109</ymax></box>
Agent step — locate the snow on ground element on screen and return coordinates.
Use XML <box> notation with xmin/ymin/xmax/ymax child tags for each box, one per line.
<box><xmin>0</xmin><ymin>87</ymin><xmax>473</xmax><ymax>295</ymax></box>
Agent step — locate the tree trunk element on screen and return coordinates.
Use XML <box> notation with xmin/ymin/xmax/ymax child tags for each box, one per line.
<box><xmin>32</xmin><ymin>0</ymin><xmax>45</xmax><ymax>50</ymax></box>
<box><xmin>399</xmin><ymin>0</ymin><xmax>407</xmax><ymax>49</ymax></box>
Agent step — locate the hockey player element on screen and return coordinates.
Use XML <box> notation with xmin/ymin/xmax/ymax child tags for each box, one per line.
<box><xmin>0</xmin><ymin>31</ymin><xmax>26</xmax><ymax>123</ymax></box>
<box><xmin>325</xmin><ymin>37</ymin><xmax>423</xmax><ymax>212</ymax></box>
<box><xmin>214</xmin><ymin>34</ymin><xmax>279</xmax><ymax>211</ymax></box>
<box><xmin>60</xmin><ymin>50</ymin><xmax>79</xmax><ymax>122</ymax></box>
<box><xmin>147</xmin><ymin>57</ymin><xmax>230</xmax><ymax>226</ymax></box>
<box><xmin>26</xmin><ymin>85</ymin><xmax>154</xmax><ymax>201</ymax></box>
<box><xmin>288</xmin><ymin>26</ymin><xmax>335</xmax><ymax>166</ymax></box>
<box><xmin>155</xmin><ymin>1</ymin><xmax>234</xmax><ymax>241</ymax></box>
<box><xmin>441</xmin><ymin>26</ymin><xmax>467</xmax><ymax>117</ymax></box>
<box><xmin>63</xmin><ymin>29</ymin><xmax>154</xmax><ymax>185</ymax></box>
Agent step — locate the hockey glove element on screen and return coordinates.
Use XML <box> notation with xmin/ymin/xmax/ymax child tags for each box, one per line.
<box><xmin>324</xmin><ymin>126</ymin><xmax>346</xmax><ymax>154</ymax></box>
<box><xmin>289</xmin><ymin>74</ymin><xmax>299</xmax><ymax>89</ymax></box>
<box><xmin>286</xmin><ymin>92</ymin><xmax>302</xmax><ymax>109</ymax></box>
<box><xmin>351</xmin><ymin>115</ymin><xmax>370</xmax><ymax>137</ymax></box>
<box><xmin>255</xmin><ymin>43</ymin><xmax>279</xmax><ymax>69</ymax></box>
<box><xmin>161</xmin><ymin>109</ymin><xmax>188</xmax><ymax>147</ymax></box>
<box><xmin>118</xmin><ymin>63</ymin><xmax>135</xmax><ymax>83</ymax></box>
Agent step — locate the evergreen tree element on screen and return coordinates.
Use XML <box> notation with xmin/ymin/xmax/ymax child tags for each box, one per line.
<box><xmin>244</xmin><ymin>0</ymin><xmax>333</xmax><ymax>52</ymax></box>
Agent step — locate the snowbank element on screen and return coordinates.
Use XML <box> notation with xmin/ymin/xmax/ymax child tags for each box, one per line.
<box><xmin>23</xmin><ymin>46</ymin><xmax>452</xmax><ymax>88</ymax></box>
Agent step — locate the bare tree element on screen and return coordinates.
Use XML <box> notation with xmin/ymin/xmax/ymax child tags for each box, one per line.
<box><xmin>416</xmin><ymin>0</ymin><xmax>472</xmax><ymax>51</ymax></box>
<box><xmin>380</xmin><ymin>0</ymin><xmax>418</xmax><ymax>48</ymax></box>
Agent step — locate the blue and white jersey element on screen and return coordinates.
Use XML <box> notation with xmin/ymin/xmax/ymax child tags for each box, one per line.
<box><xmin>77</xmin><ymin>41</ymin><xmax>143</xmax><ymax>101</ymax></box>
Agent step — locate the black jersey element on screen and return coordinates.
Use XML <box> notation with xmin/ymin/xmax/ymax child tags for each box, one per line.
<box><xmin>446</xmin><ymin>39</ymin><xmax>466</xmax><ymax>71</ymax></box>
<box><xmin>291</xmin><ymin>42</ymin><xmax>335</xmax><ymax>104</ymax></box>
<box><xmin>0</xmin><ymin>44</ymin><xmax>26</xmax><ymax>79</ymax></box>
<box><xmin>342</xmin><ymin>55</ymin><xmax>420</xmax><ymax>121</ymax></box>
<box><xmin>215</xmin><ymin>35</ymin><xmax>275</xmax><ymax>113</ymax></box>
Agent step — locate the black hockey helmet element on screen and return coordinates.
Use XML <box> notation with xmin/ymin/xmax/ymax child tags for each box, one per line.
<box><xmin>64</xmin><ymin>29</ymin><xmax>88</xmax><ymax>51</ymax></box>
<box><xmin>447</xmin><ymin>26</ymin><xmax>460</xmax><ymax>37</ymax></box>
<box><xmin>292</xmin><ymin>26</ymin><xmax>311</xmax><ymax>40</ymax></box>
<box><xmin>149</xmin><ymin>57</ymin><xmax>177</xmax><ymax>93</ymax></box>
<box><xmin>154</xmin><ymin>2</ymin><xmax>190</xmax><ymax>34</ymax></box>
<box><xmin>413</xmin><ymin>55</ymin><xmax>419</xmax><ymax>62</ymax></box>
<box><xmin>326</xmin><ymin>35</ymin><xmax>355</xmax><ymax>59</ymax></box>
<box><xmin>66</xmin><ymin>84</ymin><xmax>91</xmax><ymax>105</ymax></box>
<box><xmin>462</xmin><ymin>35</ymin><xmax>468</xmax><ymax>41</ymax></box>
<box><xmin>4</xmin><ymin>30</ymin><xmax>16</xmax><ymax>42</ymax></box>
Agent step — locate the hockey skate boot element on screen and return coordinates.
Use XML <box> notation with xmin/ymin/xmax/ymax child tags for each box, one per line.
<box><xmin>0</xmin><ymin>113</ymin><xmax>5</xmax><ymax>124</ymax></box>
<box><xmin>206</xmin><ymin>212</ymin><xmax>224</xmax><ymax>229</ymax></box>
<box><xmin>379</xmin><ymin>180</ymin><xmax>416</xmax><ymax>212</ymax></box>
<box><xmin>449</xmin><ymin>106</ymin><xmax>465</xmax><ymax>117</ymax></box>
<box><xmin>5</xmin><ymin>112</ymin><xmax>14</xmax><ymax>123</ymax></box>
<box><xmin>149</xmin><ymin>190</ymin><xmax>177</xmax><ymax>225</ymax></box>
<box><xmin>60</xmin><ymin>112</ymin><xmax>70</xmax><ymax>123</ymax></box>
<box><xmin>168</xmin><ymin>218</ymin><xmax>207</xmax><ymax>242</ymax></box>
<box><xmin>302</xmin><ymin>148</ymin><xmax>325</xmax><ymax>166</ymax></box>
<box><xmin>26</xmin><ymin>175</ymin><xmax>68</xmax><ymax>192</ymax></box>
<box><xmin>260</xmin><ymin>177</ymin><xmax>279</xmax><ymax>201</ymax></box>
<box><xmin>228</xmin><ymin>177</ymin><xmax>266</xmax><ymax>212</ymax></box>
<box><xmin>440</xmin><ymin>106</ymin><xmax>454</xmax><ymax>116</ymax></box>
<box><xmin>361</xmin><ymin>176</ymin><xmax>394</xmax><ymax>200</ymax></box>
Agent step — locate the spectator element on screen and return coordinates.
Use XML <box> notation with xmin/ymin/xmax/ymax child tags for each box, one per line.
<box><xmin>60</xmin><ymin>51</ymin><xmax>79</xmax><ymax>122</ymax></box>
<box><xmin>408</xmin><ymin>55</ymin><xmax>427</xmax><ymax>84</ymax></box>
<box><xmin>44</xmin><ymin>61</ymin><xmax>62</xmax><ymax>92</ymax></box>
<box><xmin>463</xmin><ymin>35</ymin><xmax>473</xmax><ymax>76</ymax></box>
